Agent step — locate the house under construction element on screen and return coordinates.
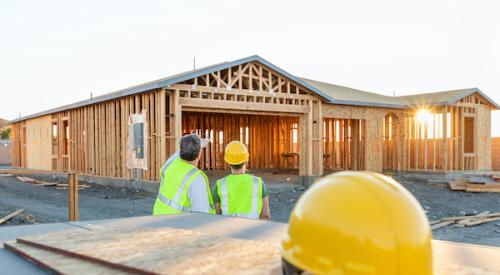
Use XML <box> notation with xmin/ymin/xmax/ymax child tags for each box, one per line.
<box><xmin>9</xmin><ymin>55</ymin><xmax>499</xmax><ymax>183</ymax></box>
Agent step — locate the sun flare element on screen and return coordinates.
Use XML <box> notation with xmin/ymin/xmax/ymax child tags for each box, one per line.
<box><xmin>416</xmin><ymin>109</ymin><xmax>433</xmax><ymax>123</ymax></box>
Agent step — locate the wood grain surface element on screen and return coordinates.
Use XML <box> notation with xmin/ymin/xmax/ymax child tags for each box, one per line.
<box><xmin>4</xmin><ymin>242</ymin><xmax>130</xmax><ymax>275</ymax></box>
<box><xmin>16</xmin><ymin>227</ymin><xmax>282</xmax><ymax>274</ymax></box>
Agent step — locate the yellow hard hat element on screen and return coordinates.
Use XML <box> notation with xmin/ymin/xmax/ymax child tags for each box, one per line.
<box><xmin>224</xmin><ymin>141</ymin><xmax>249</xmax><ymax>165</ymax></box>
<box><xmin>281</xmin><ymin>171</ymin><xmax>433</xmax><ymax>275</ymax></box>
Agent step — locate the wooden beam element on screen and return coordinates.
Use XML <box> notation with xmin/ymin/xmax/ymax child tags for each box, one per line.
<box><xmin>174</xmin><ymin>84</ymin><xmax>316</xmax><ymax>101</ymax></box>
<box><xmin>179</xmin><ymin>98</ymin><xmax>310</xmax><ymax>114</ymax></box>
<box><xmin>443</xmin><ymin>107</ymin><xmax>448</xmax><ymax>170</ymax></box>
<box><xmin>68</xmin><ymin>173</ymin><xmax>78</xmax><ymax>221</ymax></box>
<box><xmin>211</xmin><ymin>72</ymin><xmax>227</xmax><ymax>88</ymax></box>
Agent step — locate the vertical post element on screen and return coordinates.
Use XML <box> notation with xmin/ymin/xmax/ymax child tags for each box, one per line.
<box><xmin>68</xmin><ymin>172</ymin><xmax>78</xmax><ymax>221</ymax></box>
<box><xmin>424</xmin><ymin>119</ymin><xmax>428</xmax><ymax>171</ymax></box>
<box><xmin>443</xmin><ymin>107</ymin><xmax>448</xmax><ymax>171</ymax></box>
<box><xmin>159</xmin><ymin>89</ymin><xmax>167</xmax><ymax>165</ymax></box>
<box><xmin>168</xmin><ymin>89</ymin><xmax>182</xmax><ymax>153</ymax></box>
<box><xmin>460</xmin><ymin>107</ymin><xmax>465</xmax><ymax>170</ymax></box>
<box><xmin>298</xmin><ymin>101</ymin><xmax>314</xmax><ymax>185</ymax></box>
<box><xmin>415</xmin><ymin>114</ymin><xmax>419</xmax><ymax>170</ymax></box>
<box><xmin>306</xmin><ymin>102</ymin><xmax>313</xmax><ymax>176</ymax></box>
<box><xmin>352</xmin><ymin>119</ymin><xmax>359</xmax><ymax>170</ymax></box>
<box><xmin>400</xmin><ymin>114</ymin><xmax>406</xmax><ymax>171</ymax></box>
<box><xmin>312</xmin><ymin>101</ymin><xmax>323</xmax><ymax>176</ymax></box>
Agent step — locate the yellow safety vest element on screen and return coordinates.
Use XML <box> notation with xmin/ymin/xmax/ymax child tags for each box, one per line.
<box><xmin>153</xmin><ymin>158</ymin><xmax>215</xmax><ymax>215</ymax></box>
<box><xmin>216</xmin><ymin>174</ymin><xmax>263</xmax><ymax>219</ymax></box>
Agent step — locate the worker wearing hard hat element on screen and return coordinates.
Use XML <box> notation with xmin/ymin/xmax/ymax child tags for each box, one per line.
<box><xmin>153</xmin><ymin>134</ymin><xmax>215</xmax><ymax>215</ymax></box>
<box><xmin>281</xmin><ymin>171</ymin><xmax>433</xmax><ymax>275</ymax></box>
<box><xmin>212</xmin><ymin>141</ymin><xmax>271</xmax><ymax>220</ymax></box>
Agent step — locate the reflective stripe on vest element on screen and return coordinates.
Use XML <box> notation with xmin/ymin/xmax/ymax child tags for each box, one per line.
<box><xmin>156</xmin><ymin>167</ymin><xmax>198</xmax><ymax>212</ymax></box>
<box><xmin>157</xmin><ymin>159</ymin><xmax>175</xmax><ymax>194</ymax></box>
<box><xmin>220</xmin><ymin>176</ymin><xmax>260</xmax><ymax>219</ymax></box>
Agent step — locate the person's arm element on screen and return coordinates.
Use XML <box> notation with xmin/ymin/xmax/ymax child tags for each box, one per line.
<box><xmin>214</xmin><ymin>203</ymin><xmax>221</xmax><ymax>214</ymax></box>
<box><xmin>260</xmin><ymin>196</ymin><xmax>271</xmax><ymax>220</ymax></box>
<box><xmin>187</xmin><ymin>174</ymin><xmax>212</xmax><ymax>214</ymax></box>
<box><xmin>212</xmin><ymin>185</ymin><xmax>222</xmax><ymax>214</ymax></box>
<box><xmin>260</xmin><ymin>182</ymin><xmax>271</xmax><ymax>220</ymax></box>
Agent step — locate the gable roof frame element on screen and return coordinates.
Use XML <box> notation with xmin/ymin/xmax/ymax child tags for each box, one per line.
<box><xmin>10</xmin><ymin>55</ymin><xmax>338</xmax><ymax>123</ymax></box>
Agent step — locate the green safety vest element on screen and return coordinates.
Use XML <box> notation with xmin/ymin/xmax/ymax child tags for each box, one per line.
<box><xmin>216</xmin><ymin>174</ymin><xmax>263</xmax><ymax>219</ymax></box>
<box><xmin>153</xmin><ymin>158</ymin><xmax>215</xmax><ymax>215</ymax></box>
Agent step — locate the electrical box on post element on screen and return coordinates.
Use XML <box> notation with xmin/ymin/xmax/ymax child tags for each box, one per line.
<box><xmin>133</xmin><ymin>123</ymin><xmax>144</xmax><ymax>159</ymax></box>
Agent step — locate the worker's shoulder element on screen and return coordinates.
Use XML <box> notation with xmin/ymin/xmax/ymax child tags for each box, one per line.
<box><xmin>248</xmin><ymin>174</ymin><xmax>264</xmax><ymax>183</ymax></box>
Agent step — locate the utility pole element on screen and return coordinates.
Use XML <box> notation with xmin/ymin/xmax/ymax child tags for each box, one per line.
<box><xmin>193</xmin><ymin>57</ymin><xmax>196</xmax><ymax>70</ymax></box>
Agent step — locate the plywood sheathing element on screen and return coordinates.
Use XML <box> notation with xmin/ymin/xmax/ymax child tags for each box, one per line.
<box><xmin>476</xmin><ymin>105</ymin><xmax>492</xmax><ymax>170</ymax></box>
<box><xmin>26</xmin><ymin>115</ymin><xmax>52</xmax><ymax>170</ymax></box>
<box><xmin>10</xmin><ymin>227</ymin><xmax>281</xmax><ymax>274</ymax></box>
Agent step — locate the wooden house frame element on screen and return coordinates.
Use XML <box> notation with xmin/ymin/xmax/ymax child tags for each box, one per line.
<box><xmin>9</xmin><ymin>56</ymin><xmax>498</xmax><ymax>183</ymax></box>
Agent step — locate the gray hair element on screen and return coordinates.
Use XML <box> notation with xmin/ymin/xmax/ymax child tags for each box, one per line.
<box><xmin>179</xmin><ymin>134</ymin><xmax>201</xmax><ymax>161</ymax></box>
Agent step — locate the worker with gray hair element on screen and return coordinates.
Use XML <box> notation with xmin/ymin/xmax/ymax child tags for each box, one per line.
<box><xmin>153</xmin><ymin>134</ymin><xmax>215</xmax><ymax>215</ymax></box>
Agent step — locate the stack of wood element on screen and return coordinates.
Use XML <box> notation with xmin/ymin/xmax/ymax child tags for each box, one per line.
<box><xmin>0</xmin><ymin>169</ymin><xmax>56</xmax><ymax>175</ymax></box>
<box><xmin>431</xmin><ymin>211</ymin><xmax>500</xmax><ymax>230</ymax></box>
<box><xmin>4</xmin><ymin>227</ymin><xmax>281</xmax><ymax>274</ymax></box>
<box><xmin>448</xmin><ymin>175</ymin><xmax>500</xmax><ymax>193</ymax></box>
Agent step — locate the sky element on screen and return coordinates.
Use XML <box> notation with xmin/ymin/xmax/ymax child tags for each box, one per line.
<box><xmin>1</xmin><ymin>0</ymin><xmax>499</xmax><ymax>135</ymax></box>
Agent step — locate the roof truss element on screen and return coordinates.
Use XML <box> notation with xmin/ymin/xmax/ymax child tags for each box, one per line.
<box><xmin>455</xmin><ymin>92</ymin><xmax>497</xmax><ymax>108</ymax></box>
<box><xmin>178</xmin><ymin>61</ymin><xmax>316</xmax><ymax>97</ymax></box>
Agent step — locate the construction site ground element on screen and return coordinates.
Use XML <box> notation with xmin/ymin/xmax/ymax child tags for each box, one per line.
<box><xmin>1</xmin><ymin>172</ymin><xmax>499</xmax><ymax>247</ymax></box>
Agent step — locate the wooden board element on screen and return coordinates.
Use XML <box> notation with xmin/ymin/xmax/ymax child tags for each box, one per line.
<box><xmin>2</xmin><ymin>213</ymin><xmax>500</xmax><ymax>274</ymax></box>
<box><xmin>25</xmin><ymin>115</ymin><xmax>52</xmax><ymax>170</ymax></box>
<box><xmin>4</xmin><ymin>242</ymin><xmax>129</xmax><ymax>275</ymax></box>
<box><xmin>14</xmin><ymin>227</ymin><xmax>281</xmax><ymax>275</ymax></box>
<box><xmin>0</xmin><ymin>209</ymin><xmax>24</xmax><ymax>225</ymax></box>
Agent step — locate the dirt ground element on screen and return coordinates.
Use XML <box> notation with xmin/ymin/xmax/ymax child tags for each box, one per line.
<box><xmin>1</xmin><ymin>172</ymin><xmax>499</xmax><ymax>247</ymax></box>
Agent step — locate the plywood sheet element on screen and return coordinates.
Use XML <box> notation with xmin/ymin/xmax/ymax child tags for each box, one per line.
<box><xmin>476</xmin><ymin>106</ymin><xmax>492</xmax><ymax>170</ymax></box>
<box><xmin>26</xmin><ymin>115</ymin><xmax>52</xmax><ymax>170</ymax></box>
<box><xmin>5</xmin><ymin>242</ymin><xmax>129</xmax><ymax>275</ymax></box>
<box><xmin>17</xmin><ymin>227</ymin><xmax>281</xmax><ymax>274</ymax></box>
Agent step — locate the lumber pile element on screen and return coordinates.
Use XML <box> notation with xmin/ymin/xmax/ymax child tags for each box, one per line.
<box><xmin>4</xmin><ymin>227</ymin><xmax>281</xmax><ymax>274</ymax></box>
<box><xmin>0</xmin><ymin>169</ymin><xmax>56</xmax><ymax>175</ymax></box>
<box><xmin>16</xmin><ymin>176</ymin><xmax>58</xmax><ymax>186</ymax></box>
<box><xmin>431</xmin><ymin>211</ymin><xmax>500</xmax><ymax>230</ymax></box>
<box><xmin>448</xmin><ymin>175</ymin><xmax>500</xmax><ymax>193</ymax></box>
<box><xmin>55</xmin><ymin>183</ymin><xmax>90</xmax><ymax>190</ymax></box>
<box><xmin>15</xmin><ymin>176</ymin><xmax>90</xmax><ymax>190</ymax></box>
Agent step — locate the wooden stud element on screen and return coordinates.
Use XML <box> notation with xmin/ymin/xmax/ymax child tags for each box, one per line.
<box><xmin>68</xmin><ymin>172</ymin><xmax>78</xmax><ymax>221</ymax></box>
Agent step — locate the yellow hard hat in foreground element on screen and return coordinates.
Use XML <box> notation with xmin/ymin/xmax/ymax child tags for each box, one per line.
<box><xmin>224</xmin><ymin>141</ymin><xmax>249</xmax><ymax>165</ymax></box>
<box><xmin>281</xmin><ymin>171</ymin><xmax>433</xmax><ymax>275</ymax></box>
